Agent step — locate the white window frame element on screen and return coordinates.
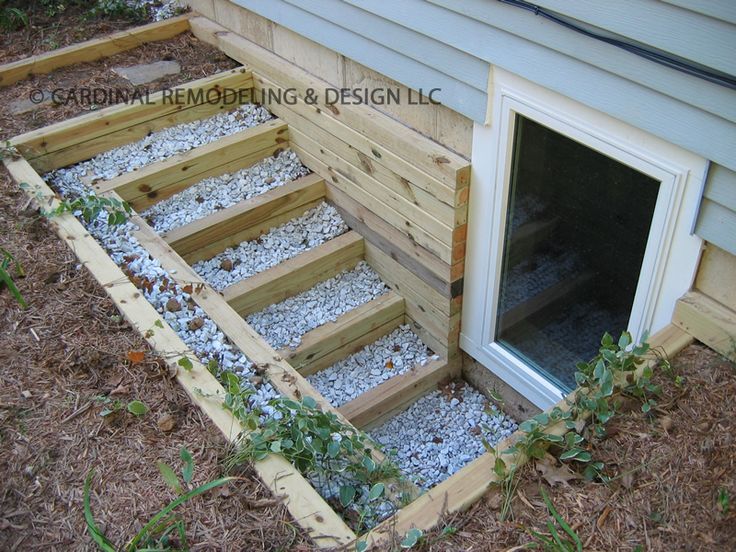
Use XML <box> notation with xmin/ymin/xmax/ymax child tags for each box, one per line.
<box><xmin>461</xmin><ymin>68</ymin><xmax>707</xmax><ymax>409</ymax></box>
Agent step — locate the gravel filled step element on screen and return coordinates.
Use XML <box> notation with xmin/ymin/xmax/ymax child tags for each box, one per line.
<box><xmin>246</xmin><ymin>260</ymin><xmax>388</xmax><ymax>350</ymax></box>
<box><xmin>307</xmin><ymin>325</ymin><xmax>438</xmax><ymax>407</ymax></box>
<box><xmin>74</xmin><ymin>104</ymin><xmax>271</xmax><ymax>180</ymax></box>
<box><xmin>142</xmin><ymin>149</ymin><xmax>309</xmax><ymax>233</ymax></box>
<box><xmin>192</xmin><ymin>202</ymin><xmax>348</xmax><ymax>291</ymax></box>
<box><xmin>368</xmin><ymin>381</ymin><xmax>517</xmax><ymax>489</ymax></box>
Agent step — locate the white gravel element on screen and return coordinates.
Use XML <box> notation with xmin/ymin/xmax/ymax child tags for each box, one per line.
<box><xmin>192</xmin><ymin>202</ymin><xmax>348</xmax><ymax>291</ymax></box>
<box><xmin>143</xmin><ymin>149</ymin><xmax>309</xmax><ymax>233</ymax></box>
<box><xmin>308</xmin><ymin>325</ymin><xmax>438</xmax><ymax>407</ymax></box>
<box><xmin>246</xmin><ymin>261</ymin><xmax>388</xmax><ymax>350</ymax></box>
<box><xmin>71</xmin><ymin>104</ymin><xmax>271</xmax><ymax>181</ymax></box>
<box><xmin>46</xmin><ymin>160</ymin><xmax>281</xmax><ymax>417</ymax></box>
<box><xmin>369</xmin><ymin>381</ymin><xmax>517</xmax><ymax>489</ymax></box>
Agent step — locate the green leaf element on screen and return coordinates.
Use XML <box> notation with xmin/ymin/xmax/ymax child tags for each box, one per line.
<box><xmin>362</xmin><ymin>455</ymin><xmax>376</xmax><ymax>472</ymax></box>
<box><xmin>493</xmin><ymin>457</ymin><xmax>507</xmax><ymax>478</ymax></box>
<box><xmin>127</xmin><ymin>476</ymin><xmax>235</xmax><ymax>550</ymax></box>
<box><xmin>560</xmin><ymin>448</ymin><xmax>584</xmax><ymax>461</ymax></box>
<box><xmin>157</xmin><ymin>461</ymin><xmax>183</xmax><ymax>494</ymax></box>
<box><xmin>618</xmin><ymin>332</ymin><xmax>632</xmax><ymax>349</ymax></box>
<box><xmin>339</xmin><ymin>485</ymin><xmax>356</xmax><ymax>507</ymax></box>
<box><xmin>126</xmin><ymin>400</ymin><xmax>148</xmax><ymax>417</ymax></box>
<box><xmin>270</xmin><ymin>440</ymin><xmax>282</xmax><ymax>453</ymax></box>
<box><xmin>180</xmin><ymin>448</ymin><xmax>194</xmax><ymax>485</ymax></box>
<box><xmin>83</xmin><ymin>471</ymin><xmax>117</xmax><ymax>552</ymax></box>
<box><xmin>327</xmin><ymin>440</ymin><xmax>340</xmax><ymax>458</ymax></box>
<box><xmin>356</xmin><ymin>541</ymin><xmax>368</xmax><ymax>552</ymax></box>
<box><xmin>400</xmin><ymin>528</ymin><xmax>423</xmax><ymax>548</ymax></box>
<box><xmin>302</xmin><ymin>396</ymin><xmax>317</xmax><ymax>409</ymax></box>
<box><xmin>641</xmin><ymin>402</ymin><xmax>651</xmax><ymax>414</ymax></box>
<box><xmin>178</xmin><ymin>357</ymin><xmax>193</xmax><ymax>371</ymax></box>
<box><xmin>368</xmin><ymin>482</ymin><xmax>385</xmax><ymax>501</ymax></box>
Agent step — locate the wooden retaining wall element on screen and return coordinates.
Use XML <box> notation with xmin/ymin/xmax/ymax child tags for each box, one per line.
<box><xmin>188</xmin><ymin>16</ymin><xmax>470</xmax><ymax>361</ymax></box>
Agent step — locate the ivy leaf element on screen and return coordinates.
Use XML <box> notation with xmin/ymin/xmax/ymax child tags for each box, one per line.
<box><xmin>178</xmin><ymin>357</ymin><xmax>193</xmax><ymax>371</ymax></box>
<box><xmin>302</xmin><ymin>396</ymin><xmax>317</xmax><ymax>409</ymax></box>
<box><xmin>327</xmin><ymin>440</ymin><xmax>340</xmax><ymax>458</ymax></box>
<box><xmin>368</xmin><ymin>482</ymin><xmax>385</xmax><ymax>501</ymax></box>
<box><xmin>126</xmin><ymin>400</ymin><xmax>148</xmax><ymax>417</ymax></box>
<box><xmin>400</xmin><ymin>528</ymin><xmax>423</xmax><ymax>548</ymax></box>
<box><xmin>157</xmin><ymin>461</ymin><xmax>182</xmax><ymax>494</ymax></box>
<box><xmin>339</xmin><ymin>485</ymin><xmax>356</xmax><ymax>507</ymax></box>
<box><xmin>180</xmin><ymin>448</ymin><xmax>194</xmax><ymax>485</ymax></box>
<box><xmin>356</xmin><ymin>541</ymin><xmax>368</xmax><ymax>552</ymax></box>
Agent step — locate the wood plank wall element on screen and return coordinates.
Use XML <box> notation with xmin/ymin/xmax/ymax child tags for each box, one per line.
<box><xmin>189</xmin><ymin>16</ymin><xmax>470</xmax><ymax>359</ymax></box>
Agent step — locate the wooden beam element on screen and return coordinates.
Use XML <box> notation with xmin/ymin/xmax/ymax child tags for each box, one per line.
<box><xmin>339</xmin><ymin>359</ymin><xmax>458</xmax><ymax>430</ymax></box>
<box><xmin>12</xmin><ymin>67</ymin><xmax>253</xmax><ymax>171</ymax></box>
<box><xmin>0</xmin><ymin>14</ymin><xmax>191</xmax><ymax>87</ymax></box>
<box><xmin>163</xmin><ymin>173</ymin><xmax>325</xmax><ymax>264</ymax></box>
<box><xmin>224</xmin><ymin>231</ymin><xmax>364</xmax><ymax>316</ymax></box>
<box><xmin>188</xmin><ymin>16</ymin><xmax>470</xmax><ymax>191</ymax></box>
<box><xmin>282</xmin><ymin>292</ymin><xmax>405</xmax><ymax>375</ymax></box>
<box><xmin>94</xmin><ymin>119</ymin><xmax>288</xmax><ymax>210</ymax></box>
<box><xmin>325</xmin><ymin>186</ymin><xmax>453</xmax><ymax>296</ymax></box>
<box><xmin>673</xmin><ymin>290</ymin><xmax>736</xmax><ymax>361</ymax></box>
<box><xmin>5</xmin><ymin>156</ymin><xmax>355</xmax><ymax>548</ymax></box>
<box><xmin>293</xmin><ymin>142</ymin><xmax>452</xmax><ymax>264</ymax></box>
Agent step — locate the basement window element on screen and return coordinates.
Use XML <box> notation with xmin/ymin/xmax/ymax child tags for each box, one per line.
<box><xmin>495</xmin><ymin>115</ymin><xmax>660</xmax><ymax>390</ymax></box>
<box><xmin>461</xmin><ymin>69</ymin><xmax>706</xmax><ymax>408</ymax></box>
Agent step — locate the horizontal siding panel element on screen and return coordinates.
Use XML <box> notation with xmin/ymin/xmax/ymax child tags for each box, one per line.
<box><xmin>233</xmin><ymin>0</ymin><xmax>487</xmax><ymax>121</ymax></box>
<box><xmin>531</xmin><ymin>0</ymin><xmax>736</xmax><ymax>76</ymax></box>
<box><xmin>661</xmin><ymin>0</ymin><xmax>736</xmax><ymax>25</ymax></box>
<box><xmin>704</xmin><ymin>164</ymin><xmax>736</xmax><ymax>212</ymax></box>
<box><xmin>424</xmin><ymin>0</ymin><xmax>736</xmax><ymax>124</ymax></box>
<box><xmin>695</xmin><ymin>198</ymin><xmax>736</xmax><ymax>255</ymax></box>
<box><xmin>347</xmin><ymin>0</ymin><xmax>736</xmax><ymax>172</ymax></box>
<box><xmin>284</xmin><ymin>0</ymin><xmax>488</xmax><ymax>92</ymax></box>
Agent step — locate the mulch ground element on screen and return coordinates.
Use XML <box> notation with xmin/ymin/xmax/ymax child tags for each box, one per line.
<box><xmin>2</xmin><ymin>10</ymin><xmax>735</xmax><ymax>552</ymax></box>
<box><xmin>0</xmin><ymin>23</ymin><xmax>312</xmax><ymax>552</ymax></box>
<box><xmin>417</xmin><ymin>343</ymin><xmax>736</xmax><ymax>551</ymax></box>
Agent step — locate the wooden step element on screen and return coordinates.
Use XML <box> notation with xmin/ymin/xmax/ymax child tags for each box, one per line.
<box><xmin>282</xmin><ymin>291</ymin><xmax>405</xmax><ymax>376</ymax></box>
<box><xmin>223</xmin><ymin>230</ymin><xmax>364</xmax><ymax>316</ymax></box>
<box><xmin>338</xmin><ymin>359</ymin><xmax>457</xmax><ymax>430</ymax></box>
<box><xmin>95</xmin><ymin>118</ymin><xmax>288</xmax><ymax>210</ymax></box>
<box><xmin>162</xmin><ymin>172</ymin><xmax>325</xmax><ymax>264</ymax></box>
<box><xmin>13</xmin><ymin>67</ymin><xmax>254</xmax><ymax>172</ymax></box>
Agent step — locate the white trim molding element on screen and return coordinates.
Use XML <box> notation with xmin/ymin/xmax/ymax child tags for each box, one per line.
<box><xmin>462</xmin><ymin>68</ymin><xmax>707</xmax><ymax>409</ymax></box>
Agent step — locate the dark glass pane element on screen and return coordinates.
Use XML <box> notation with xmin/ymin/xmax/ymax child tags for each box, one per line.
<box><xmin>496</xmin><ymin>115</ymin><xmax>660</xmax><ymax>390</ymax></box>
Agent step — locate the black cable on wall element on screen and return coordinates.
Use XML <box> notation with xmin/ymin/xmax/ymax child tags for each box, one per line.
<box><xmin>499</xmin><ymin>0</ymin><xmax>736</xmax><ymax>90</ymax></box>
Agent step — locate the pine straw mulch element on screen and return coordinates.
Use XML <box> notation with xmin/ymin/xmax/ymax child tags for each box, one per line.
<box><xmin>415</xmin><ymin>342</ymin><xmax>736</xmax><ymax>551</ymax></box>
<box><xmin>0</xmin><ymin>29</ymin><xmax>312</xmax><ymax>552</ymax></box>
<box><xmin>0</xmin><ymin>5</ymin><xmax>145</xmax><ymax>66</ymax></box>
<box><xmin>0</xmin><ymin>31</ymin><xmax>239</xmax><ymax>140</ymax></box>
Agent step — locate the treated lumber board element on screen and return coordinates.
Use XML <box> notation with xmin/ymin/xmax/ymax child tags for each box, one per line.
<box><xmin>224</xmin><ymin>231</ymin><xmax>364</xmax><ymax>316</ymax></box>
<box><xmin>365</xmin><ymin>241</ymin><xmax>453</xmax><ymax>317</ymax></box>
<box><xmin>258</xmin><ymin>75</ymin><xmax>458</xmax><ymax>210</ymax></box>
<box><xmin>327</xmin><ymin>185</ymin><xmax>453</xmax><ymax>296</ymax></box>
<box><xmin>163</xmin><ymin>173</ymin><xmax>325</xmax><ymax>263</ymax></box>
<box><xmin>296</xmin><ymin>144</ymin><xmax>452</xmax><ymax>264</ymax></box>
<box><xmin>673</xmin><ymin>291</ymin><xmax>736</xmax><ymax>361</ymax></box>
<box><xmin>0</xmin><ymin>14</ymin><xmax>191</xmax><ymax>87</ymax></box>
<box><xmin>189</xmin><ymin>16</ymin><xmax>470</xmax><ymax>190</ymax></box>
<box><xmin>406</xmin><ymin>316</ymin><xmax>449</xmax><ymax>360</ymax></box>
<box><xmin>13</xmin><ymin>68</ymin><xmax>253</xmax><ymax>171</ymax></box>
<box><xmin>5</xmin><ymin>157</ymin><xmax>355</xmax><ymax>549</ymax></box>
<box><xmin>363</xmin><ymin>324</ymin><xmax>692</xmax><ymax>547</ymax></box>
<box><xmin>296</xmin><ymin>316</ymin><xmax>405</xmax><ymax>378</ymax></box>
<box><xmin>695</xmin><ymin>243</ymin><xmax>736</xmax><ymax>311</ymax></box>
<box><xmin>291</xmin><ymin>127</ymin><xmax>454</xmax><ymax>239</ymax></box>
<box><xmin>339</xmin><ymin>359</ymin><xmax>458</xmax><ymax>430</ymax></box>
<box><xmin>281</xmin><ymin>292</ymin><xmax>405</xmax><ymax>374</ymax></box>
<box><xmin>95</xmin><ymin>118</ymin><xmax>288</xmax><ymax>208</ymax></box>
